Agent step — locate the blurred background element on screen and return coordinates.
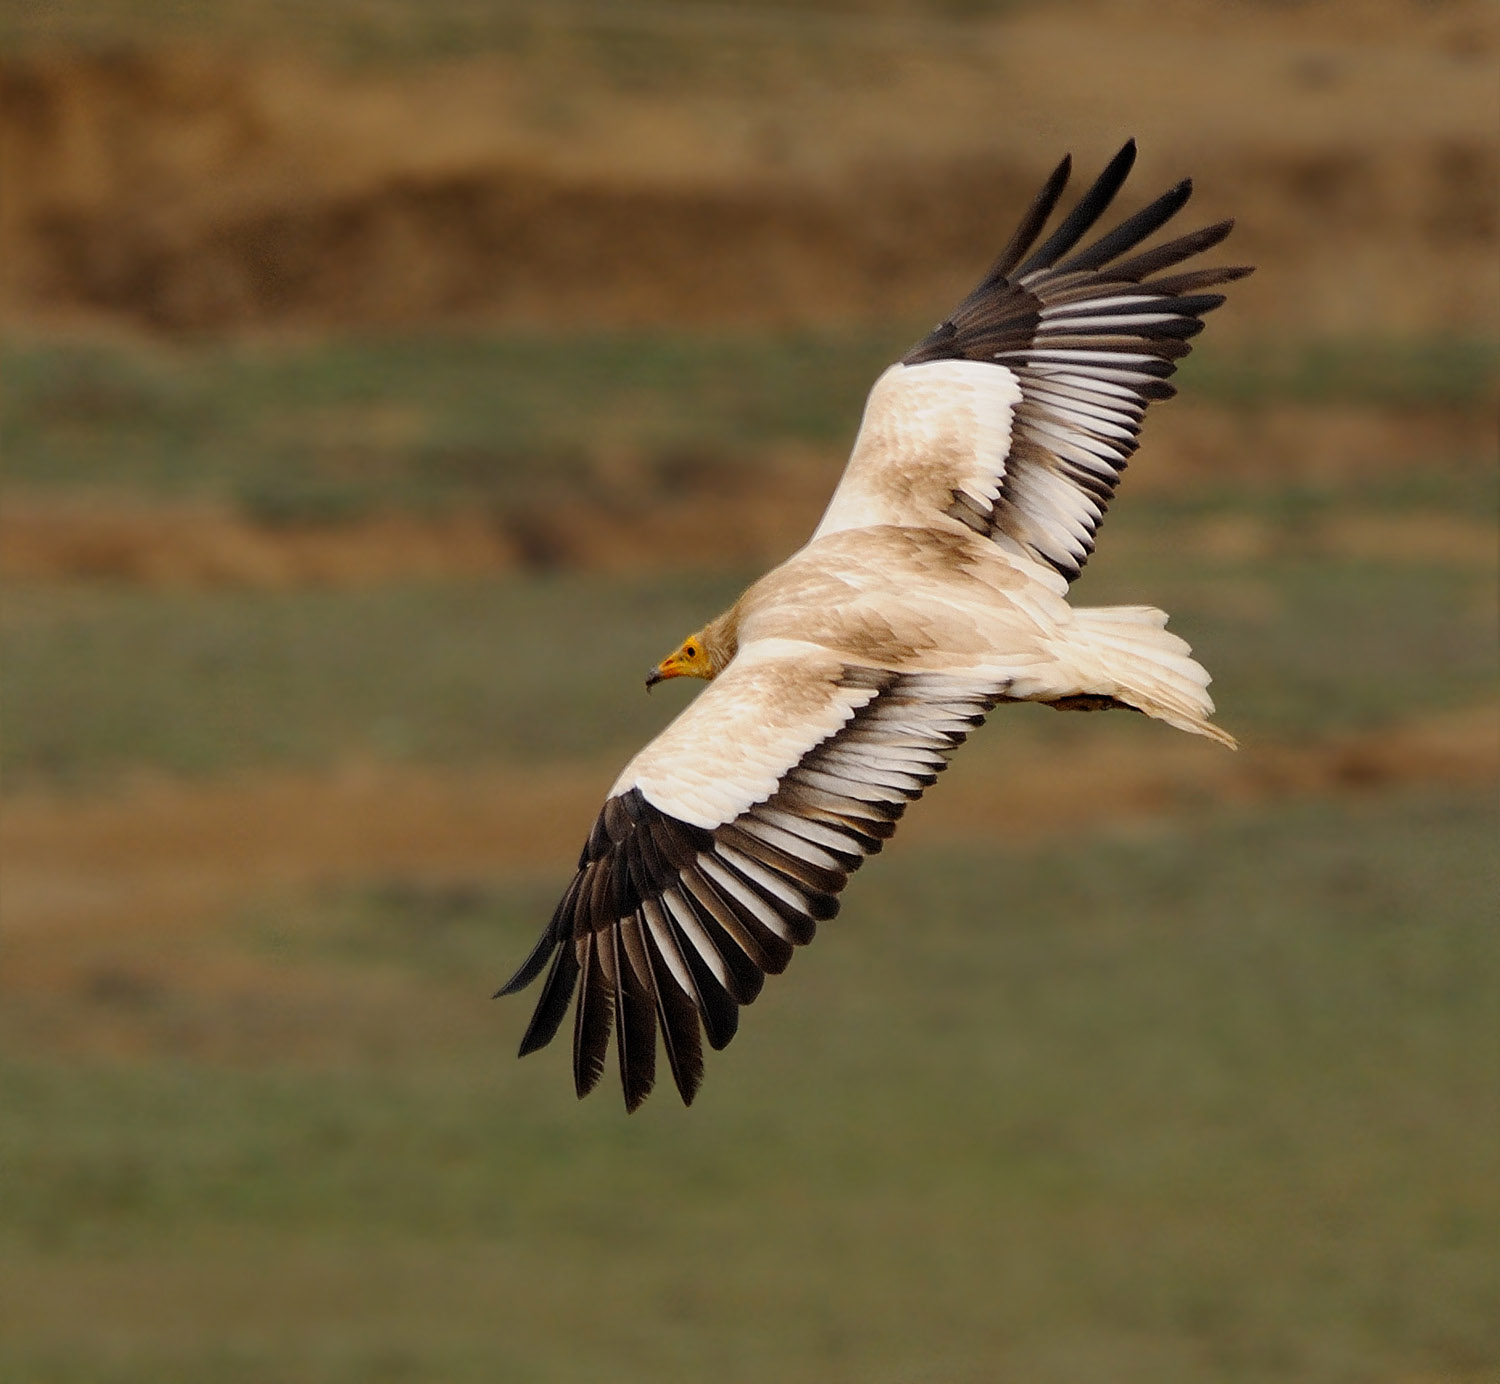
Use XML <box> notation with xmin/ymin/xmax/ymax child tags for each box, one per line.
<box><xmin>1</xmin><ymin>1</ymin><xmax>1496</xmax><ymax>1380</ymax></box>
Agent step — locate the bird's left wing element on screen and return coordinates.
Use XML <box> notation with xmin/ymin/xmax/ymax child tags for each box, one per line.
<box><xmin>498</xmin><ymin>638</ymin><xmax>1007</xmax><ymax>1110</ymax></box>
<box><xmin>814</xmin><ymin>140</ymin><xmax>1252</xmax><ymax>582</ymax></box>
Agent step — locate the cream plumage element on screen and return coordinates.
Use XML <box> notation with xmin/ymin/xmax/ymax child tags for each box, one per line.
<box><xmin>499</xmin><ymin>140</ymin><xmax>1252</xmax><ymax>1110</ymax></box>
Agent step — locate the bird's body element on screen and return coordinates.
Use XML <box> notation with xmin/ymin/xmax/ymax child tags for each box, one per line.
<box><xmin>500</xmin><ymin>141</ymin><xmax>1252</xmax><ymax>1110</ymax></box>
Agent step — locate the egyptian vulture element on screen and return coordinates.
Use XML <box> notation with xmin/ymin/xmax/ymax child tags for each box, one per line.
<box><xmin>499</xmin><ymin>140</ymin><xmax>1251</xmax><ymax>1110</ymax></box>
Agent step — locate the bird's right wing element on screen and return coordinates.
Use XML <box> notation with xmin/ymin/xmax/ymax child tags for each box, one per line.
<box><xmin>497</xmin><ymin>637</ymin><xmax>1008</xmax><ymax>1111</ymax></box>
<box><xmin>814</xmin><ymin>140</ymin><xmax>1252</xmax><ymax>582</ymax></box>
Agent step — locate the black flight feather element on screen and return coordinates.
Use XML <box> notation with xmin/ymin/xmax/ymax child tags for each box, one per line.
<box><xmin>1014</xmin><ymin>138</ymin><xmax>1137</xmax><ymax>278</ymax></box>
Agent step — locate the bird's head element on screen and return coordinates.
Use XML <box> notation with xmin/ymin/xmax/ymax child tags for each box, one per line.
<box><xmin>645</xmin><ymin>617</ymin><xmax>735</xmax><ymax>690</ymax></box>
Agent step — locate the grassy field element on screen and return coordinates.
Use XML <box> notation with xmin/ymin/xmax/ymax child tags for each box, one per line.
<box><xmin>3</xmin><ymin>316</ymin><xmax>1497</xmax><ymax>1382</ymax></box>
<box><xmin>4</xmin><ymin>335</ymin><xmax>1494</xmax><ymax>509</ymax></box>
<box><xmin>3</xmin><ymin>787</ymin><xmax>1496</xmax><ymax>1383</ymax></box>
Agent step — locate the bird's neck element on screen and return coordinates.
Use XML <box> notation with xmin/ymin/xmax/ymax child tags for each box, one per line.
<box><xmin>701</xmin><ymin>610</ymin><xmax>740</xmax><ymax>677</ymax></box>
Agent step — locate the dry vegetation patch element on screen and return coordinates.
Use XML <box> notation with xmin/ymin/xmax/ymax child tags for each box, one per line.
<box><xmin>6</xmin><ymin>705</ymin><xmax>1494</xmax><ymax>957</ymax></box>
<box><xmin>4</xmin><ymin>407</ymin><xmax>1492</xmax><ymax>585</ymax></box>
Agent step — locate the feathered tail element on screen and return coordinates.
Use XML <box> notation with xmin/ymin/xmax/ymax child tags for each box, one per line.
<box><xmin>1055</xmin><ymin>605</ymin><xmax>1236</xmax><ymax>748</ymax></box>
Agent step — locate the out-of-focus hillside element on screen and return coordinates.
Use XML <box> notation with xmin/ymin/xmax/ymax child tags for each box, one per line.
<box><xmin>2</xmin><ymin>0</ymin><xmax>1496</xmax><ymax>334</ymax></box>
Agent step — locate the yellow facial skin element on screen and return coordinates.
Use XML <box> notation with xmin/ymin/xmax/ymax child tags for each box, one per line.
<box><xmin>645</xmin><ymin>634</ymin><xmax>714</xmax><ymax>689</ymax></box>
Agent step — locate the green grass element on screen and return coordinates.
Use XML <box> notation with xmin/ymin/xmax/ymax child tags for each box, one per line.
<box><xmin>3</xmin><ymin>540</ymin><xmax>1494</xmax><ymax>790</ymax></box>
<box><xmin>3</xmin><ymin>786</ymin><xmax>1495</xmax><ymax>1382</ymax></box>
<box><xmin>1176</xmin><ymin>337</ymin><xmax>1500</xmax><ymax>413</ymax></box>
<box><xmin>4</xmin><ymin>334</ymin><xmax>1493</xmax><ymax>513</ymax></box>
<box><xmin>1138</xmin><ymin>453</ymin><xmax>1499</xmax><ymax>524</ymax></box>
<box><xmin>0</xmin><ymin>334</ymin><xmax>893</xmax><ymax>510</ymax></box>
<box><xmin>0</xmin><ymin>570</ymin><xmax>741</xmax><ymax>787</ymax></box>
<box><xmin>3</xmin><ymin>322</ymin><xmax>1495</xmax><ymax>1378</ymax></box>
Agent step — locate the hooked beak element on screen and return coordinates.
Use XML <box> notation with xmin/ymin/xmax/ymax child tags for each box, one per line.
<box><xmin>645</xmin><ymin>664</ymin><xmax>664</xmax><ymax>691</ymax></box>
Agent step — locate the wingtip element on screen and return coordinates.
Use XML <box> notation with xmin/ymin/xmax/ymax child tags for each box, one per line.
<box><xmin>1094</xmin><ymin>138</ymin><xmax>1139</xmax><ymax>193</ymax></box>
<box><xmin>515</xmin><ymin>1029</ymin><xmax>549</xmax><ymax>1058</ymax></box>
<box><xmin>495</xmin><ymin>925</ymin><xmax>559</xmax><ymax>997</ymax></box>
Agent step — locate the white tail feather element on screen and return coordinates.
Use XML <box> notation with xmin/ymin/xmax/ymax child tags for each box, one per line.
<box><xmin>1055</xmin><ymin>605</ymin><xmax>1237</xmax><ymax>748</ymax></box>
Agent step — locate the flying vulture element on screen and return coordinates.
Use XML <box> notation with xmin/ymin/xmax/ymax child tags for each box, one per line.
<box><xmin>499</xmin><ymin>140</ymin><xmax>1252</xmax><ymax>1109</ymax></box>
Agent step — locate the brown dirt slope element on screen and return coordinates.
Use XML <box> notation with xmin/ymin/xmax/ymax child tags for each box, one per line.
<box><xmin>2</xmin><ymin>1</ymin><xmax>1495</xmax><ymax>335</ymax></box>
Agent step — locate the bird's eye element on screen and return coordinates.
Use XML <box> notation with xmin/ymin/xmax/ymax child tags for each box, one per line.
<box><xmin>684</xmin><ymin>645</ymin><xmax>697</xmax><ymax>658</ymax></box>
